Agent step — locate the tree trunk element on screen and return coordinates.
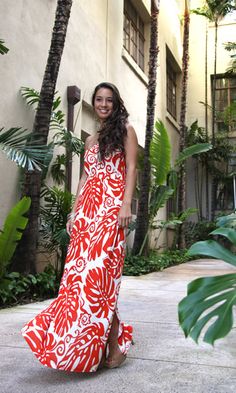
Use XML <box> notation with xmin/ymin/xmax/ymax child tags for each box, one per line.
<box><xmin>177</xmin><ymin>1</ymin><xmax>190</xmax><ymax>249</ymax></box>
<box><xmin>210</xmin><ymin>21</ymin><xmax>218</xmax><ymax>220</ymax></box>
<box><xmin>132</xmin><ymin>0</ymin><xmax>159</xmax><ymax>255</ymax></box>
<box><xmin>205</xmin><ymin>22</ymin><xmax>210</xmax><ymax>220</ymax></box>
<box><xmin>12</xmin><ymin>0</ymin><xmax>73</xmax><ymax>274</ymax></box>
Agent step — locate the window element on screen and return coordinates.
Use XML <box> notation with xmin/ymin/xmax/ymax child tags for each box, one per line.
<box><xmin>123</xmin><ymin>0</ymin><xmax>145</xmax><ymax>71</ymax></box>
<box><xmin>166</xmin><ymin>60</ymin><xmax>177</xmax><ymax>119</ymax></box>
<box><xmin>214</xmin><ymin>75</ymin><xmax>236</xmax><ymax>132</ymax></box>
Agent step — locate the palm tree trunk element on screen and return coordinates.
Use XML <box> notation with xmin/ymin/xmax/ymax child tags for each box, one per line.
<box><xmin>177</xmin><ymin>0</ymin><xmax>190</xmax><ymax>249</ymax></box>
<box><xmin>210</xmin><ymin>21</ymin><xmax>218</xmax><ymax>220</ymax></box>
<box><xmin>132</xmin><ymin>0</ymin><xmax>159</xmax><ymax>255</ymax></box>
<box><xmin>205</xmin><ymin>22</ymin><xmax>210</xmax><ymax>220</ymax></box>
<box><xmin>12</xmin><ymin>0</ymin><xmax>73</xmax><ymax>274</ymax></box>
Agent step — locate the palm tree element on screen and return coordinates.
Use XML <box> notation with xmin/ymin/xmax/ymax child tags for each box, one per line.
<box><xmin>193</xmin><ymin>0</ymin><xmax>236</xmax><ymax>219</ymax></box>
<box><xmin>13</xmin><ymin>0</ymin><xmax>73</xmax><ymax>274</ymax></box>
<box><xmin>193</xmin><ymin>0</ymin><xmax>235</xmax><ymax>141</ymax></box>
<box><xmin>177</xmin><ymin>0</ymin><xmax>190</xmax><ymax>249</ymax></box>
<box><xmin>132</xmin><ymin>0</ymin><xmax>160</xmax><ymax>255</ymax></box>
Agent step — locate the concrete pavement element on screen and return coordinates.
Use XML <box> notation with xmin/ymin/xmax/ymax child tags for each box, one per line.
<box><xmin>0</xmin><ymin>259</ymin><xmax>236</xmax><ymax>393</ymax></box>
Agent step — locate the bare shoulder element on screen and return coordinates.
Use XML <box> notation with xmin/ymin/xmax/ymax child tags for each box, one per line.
<box><xmin>125</xmin><ymin>122</ymin><xmax>138</xmax><ymax>145</ymax></box>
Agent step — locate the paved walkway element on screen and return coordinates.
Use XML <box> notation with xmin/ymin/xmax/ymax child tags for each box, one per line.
<box><xmin>0</xmin><ymin>259</ymin><xmax>236</xmax><ymax>393</ymax></box>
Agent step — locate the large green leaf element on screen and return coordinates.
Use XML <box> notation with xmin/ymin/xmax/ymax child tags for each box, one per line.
<box><xmin>211</xmin><ymin>227</ymin><xmax>236</xmax><ymax>247</ymax></box>
<box><xmin>150</xmin><ymin>120</ymin><xmax>171</xmax><ymax>185</ymax></box>
<box><xmin>0</xmin><ymin>197</ymin><xmax>31</xmax><ymax>277</ymax></box>
<box><xmin>178</xmin><ymin>273</ymin><xmax>236</xmax><ymax>344</ymax></box>
<box><xmin>149</xmin><ymin>185</ymin><xmax>174</xmax><ymax>219</ymax></box>
<box><xmin>216</xmin><ymin>213</ymin><xmax>236</xmax><ymax>228</ymax></box>
<box><xmin>175</xmin><ymin>143</ymin><xmax>212</xmax><ymax>166</ymax></box>
<box><xmin>188</xmin><ymin>240</ymin><xmax>236</xmax><ymax>266</ymax></box>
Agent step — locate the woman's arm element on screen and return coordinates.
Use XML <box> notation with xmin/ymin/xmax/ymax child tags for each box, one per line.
<box><xmin>118</xmin><ymin>124</ymin><xmax>138</xmax><ymax>228</ymax></box>
<box><xmin>66</xmin><ymin>137</ymin><xmax>92</xmax><ymax>233</ymax></box>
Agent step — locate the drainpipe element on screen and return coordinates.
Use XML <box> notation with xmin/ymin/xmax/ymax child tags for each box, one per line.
<box><xmin>66</xmin><ymin>85</ymin><xmax>81</xmax><ymax>192</ymax></box>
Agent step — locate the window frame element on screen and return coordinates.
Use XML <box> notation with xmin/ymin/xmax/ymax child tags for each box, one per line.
<box><xmin>213</xmin><ymin>74</ymin><xmax>236</xmax><ymax>132</ymax></box>
<box><xmin>166</xmin><ymin>59</ymin><xmax>177</xmax><ymax>120</ymax></box>
<box><xmin>123</xmin><ymin>0</ymin><xmax>145</xmax><ymax>71</ymax></box>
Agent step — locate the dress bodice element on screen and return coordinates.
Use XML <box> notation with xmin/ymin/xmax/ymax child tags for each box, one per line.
<box><xmin>84</xmin><ymin>143</ymin><xmax>126</xmax><ymax>182</ymax></box>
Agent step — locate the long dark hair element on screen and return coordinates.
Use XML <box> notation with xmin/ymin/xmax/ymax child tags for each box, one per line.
<box><xmin>92</xmin><ymin>82</ymin><xmax>129</xmax><ymax>160</ymax></box>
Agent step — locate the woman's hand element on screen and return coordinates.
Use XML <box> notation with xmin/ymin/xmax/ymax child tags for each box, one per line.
<box><xmin>118</xmin><ymin>203</ymin><xmax>132</xmax><ymax>228</ymax></box>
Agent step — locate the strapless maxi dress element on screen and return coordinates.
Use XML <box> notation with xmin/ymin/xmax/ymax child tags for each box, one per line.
<box><xmin>21</xmin><ymin>143</ymin><xmax>133</xmax><ymax>372</ymax></box>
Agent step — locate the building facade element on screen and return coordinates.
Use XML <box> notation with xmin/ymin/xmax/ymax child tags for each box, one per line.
<box><xmin>0</xmin><ymin>0</ymin><xmax>235</xmax><ymax>248</ymax></box>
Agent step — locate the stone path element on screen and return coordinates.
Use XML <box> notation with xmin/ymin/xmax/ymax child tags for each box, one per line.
<box><xmin>0</xmin><ymin>259</ymin><xmax>236</xmax><ymax>393</ymax></box>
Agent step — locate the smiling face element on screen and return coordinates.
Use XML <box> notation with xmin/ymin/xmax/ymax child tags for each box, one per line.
<box><xmin>93</xmin><ymin>88</ymin><xmax>114</xmax><ymax>122</ymax></box>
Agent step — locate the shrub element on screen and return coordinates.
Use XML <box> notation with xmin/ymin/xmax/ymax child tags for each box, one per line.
<box><xmin>123</xmin><ymin>249</ymin><xmax>190</xmax><ymax>276</ymax></box>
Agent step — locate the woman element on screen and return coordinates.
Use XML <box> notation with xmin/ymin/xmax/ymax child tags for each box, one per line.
<box><xmin>22</xmin><ymin>82</ymin><xmax>138</xmax><ymax>372</ymax></box>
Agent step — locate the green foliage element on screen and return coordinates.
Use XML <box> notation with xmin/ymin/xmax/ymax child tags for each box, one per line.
<box><xmin>124</xmin><ymin>249</ymin><xmax>190</xmax><ymax>276</ymax></box>
<box><xmin>50</xmin><ymin>154</ymin><xmax>66</xmax><ymax>185</ymax></box>
<box><xmin>0</xmin><ymin>265</ymin><xmax>60</xmax><ymax>307</ymax></box>
<box><xmin>178</xmin><ymin>273</ymin><xmax>236</xmax><ymax>345</ymax></box>
<box><xmin>178</xmin><ymin>213</ymin><xmax>236</xmax><ymax>345</ymax></box>
<box><xmin>192</xmin><ymin>1</ymin><xmax>236</xmax><ymax>23</ymax></box>
<box><xmin>136</xmin><ymin>119</ymin><xmax>212</xmax><ymax>255</ymax></box>
<box><xmin>0</xmin><ymin>39</ymin><xmax>9</xmax><ymax>55</ymax></box>
<box><xmin>175</xmin><ymin>143</ymin><xmax>212</xmax><ymax>166</ymax></box>
<box><xmin>0</xmin><ymin>197</ymin><xmax>31</xmax><ymax>278</ymax></box>
<box><xmin>0</xmin><ymin>127</ymin><xmax>47</xmax><ymax>171</ymax></box>
<box><xmin>185</xmin><ymin>220</ymin><xmax>217</xmax><ymax>247</ymax></box>
<box><xmin>20</xmin><ymin>86</ymin><xmax>84</xmax><ymax>184</ymax></box>
<box><xmin>150</xmin><ymin>120</ymin><xmax>171</xmax><ymax>185</ymax></box>
<box><xmin>40</xmin><ymin>186</ymin><xmax>73</xmax><ymax>276</ymax></box>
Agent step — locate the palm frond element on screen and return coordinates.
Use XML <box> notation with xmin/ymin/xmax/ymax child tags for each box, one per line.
<box><xmin>53</xmin><ymin>128</ymin><xmax>84</xmax><ymax>155</ymax></box>
<box><xmin>0</xmin><ymin>39</ymin><xmax>9</xmax><ymax>55</ymax></box>
<box><xmin>0</xmin><ymin>127</ymin><xmax>47</xmax><ymax>171</ymax></box>
<box><xmin>21</xmin><ymin>87</ymin><xmax>40</xmax><ymax>108</ymax></box>
<box><xmin>150</xmin><ymin>120</ymin><xmax>171</xmax><ymax>185</ymax></box>
<box><xmin>50</xmin><ymin>154</ymin><xmax>66</xmax><ymax>185</ymax></box>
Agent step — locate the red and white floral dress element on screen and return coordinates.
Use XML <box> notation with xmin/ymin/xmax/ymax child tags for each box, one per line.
<box><xmin>22</xmin><ymin>143</ymin><xmax>133</xmax><ymax>372</ymax></box>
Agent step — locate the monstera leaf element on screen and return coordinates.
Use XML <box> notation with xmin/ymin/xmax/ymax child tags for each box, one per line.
<box><xmin>178</xmin><ymin>273</ymin><xmax>236</xmax><ymax>345</ymax></box>
<box><xmin>178</xmin><ymin>217</ymin><xmax>236</xmax><ymax>345</ymax></box>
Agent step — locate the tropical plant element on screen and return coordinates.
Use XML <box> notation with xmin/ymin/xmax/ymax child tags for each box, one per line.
<box><xmin>224</xmin><ymin>41</ymin><xmax>236</xmax><ymax>74</ymax></box>
<box><xmin>124</xmin><ymin>249</ymin><xmax>190</xmax><ymax>276</ymax></box>
<box><xmin>132</xmin><ymin>0</ymin><xmax>160</xmax><ymax>255</ymax></box>
<box><xmin>0</xmin><ymin>127</ymin><xmax>48</xmax><ymax>171</ymax></box>
<box><xmin>192</xmin><ymin>1</ymin><xmax>236</xmax><ymax>141</ymax></box>
<box><xmin>136</xmin><ymin>120</ymin><xmax>212</xmax><ymax>255</ymax></box>
<box><xmin>0</xmin><ymin>265</ymin><xmax>60</xmax><ymax>306</ymax></box>
<box><xmin>0</xmin><ymin>39</ymin><xmax>9</xmax><ymax>55</ymax></box>
<box><xmin>40</xmin><ymin>186</ymin><xmax>74</xmax><ymax>277</ymax></box>
<box><xmin>153</xmin><ymin>208</ymin><xmax>198</xmax><ymax>250</ymax></box>
<box><xmin>21</xmin><ymin>86</ymin><xmax>84</xmax><ymax>186</ymax></box>
<box><xmin>192</xmin><ymin>1</ymin><xmax>236</xmax><ymax>220</ymax></box>
<box><xmin>178</xmin><ymin>0</ymin><xmax>191</xmax><ymax>249</ymax></box>
<box><xmin>178</xmin><ymin>213</ymin><xmax>236</xmax><ymax>345</ymax></box>
<box><xmin>0</xmin><ymin>197</ymin><xmax>31</xmax><ymax>280</ymax></box>
<box><xmin>14</xmin><ymin>0</ymin><xmax>73</xmax><ymax>274</ymax></box>
<box><xmin>184</xmin><ymin>219</ymin><xmax>217</xmax><ymax>248</ymax></box>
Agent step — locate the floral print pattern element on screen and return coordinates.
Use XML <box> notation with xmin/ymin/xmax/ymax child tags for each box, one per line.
<box><xmin>22</xmin><ymin>144</ymin><xmax>133</xmax><ymax>372</ymax></box>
